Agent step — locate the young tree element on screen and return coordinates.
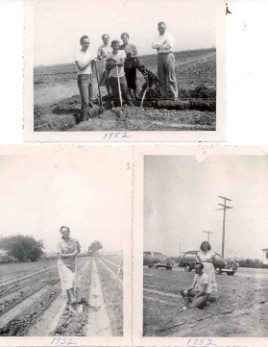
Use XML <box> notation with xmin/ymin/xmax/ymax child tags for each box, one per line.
<box><xmin>0</xmin><ymin>235</ymin><xmax>44</xmax><ymax>262</ymax></box>
<box><xmin>88</xmin><ymin>240</ymin><xmax>103</xmax><ymax>256</ymax></box>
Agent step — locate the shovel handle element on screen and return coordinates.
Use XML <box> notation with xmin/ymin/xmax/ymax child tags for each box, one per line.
<box><xmin>95</xmin><ymin>63</ymin><xmax>104</xmax><ymax>113</ymax></box>
<box><xmin>116</xmin><ymin>65</ymin><xmax>123</xmax><ymax>111</ymax></box>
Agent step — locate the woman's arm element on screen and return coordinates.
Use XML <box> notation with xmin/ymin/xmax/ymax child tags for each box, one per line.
<box><xmin>58</xmin><ymin>250</ymin><xmax>78</xmax><ymax>258</ymax></box>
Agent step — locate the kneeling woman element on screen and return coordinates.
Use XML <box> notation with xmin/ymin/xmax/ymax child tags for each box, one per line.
<box><xmin>57</xmin><ymin>226</ymin><xmax>80</xmax><ymax>305</ymax></box>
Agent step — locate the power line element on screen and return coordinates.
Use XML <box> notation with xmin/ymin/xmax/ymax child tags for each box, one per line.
<box><xmin>216</xmin><ymin>196</ymin><xmax>234</xmax><ymax>257</ymax></box>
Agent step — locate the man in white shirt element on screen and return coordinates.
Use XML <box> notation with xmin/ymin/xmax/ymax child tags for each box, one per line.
<box><xmin>180</xmin><ymin>263</ymin><xmax>211</xmax><ymax>309</ymax></box>
<box><xmin>97</xmin><ymin>34</ymin><xmax>113</xmax><ymax>96</ymax></box>
<box><xmin>75</xmin><ymin>35</ymin><xmax>96</xmax><ymax>121</ymax></box>
<box><xmin>152</xmin><ymin>22</ymin><xmax>178</xmax><ymax>100</ymax></box>
<box><xmin>106</xmin><ymin>40</ymin><xmax>133</xmax><ymax>105</ymax></box>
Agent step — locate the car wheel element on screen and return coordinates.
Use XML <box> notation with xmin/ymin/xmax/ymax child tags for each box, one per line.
<box><xmin>166</xmin><ymin>266</ymin><xmax>172</xmax><ymax>270</ymax></box>
<box><xmin>184</xmin><ymin>265</ymin><xmax>192</xmax><ymax>272</ymax></box>
<box><xmin>148</xmin><ymin>264</ymin><xmax>153</xmax><ymax>268</ymax></box>
<box><xmin>215</xmin><ymin>268</ymin><xmax>222</xmax><ymax>275</ymax></box>
<box><xmin>227</xmin><ymin>272</ymin><xmax>235</xmax><ymax>276</ymax></box>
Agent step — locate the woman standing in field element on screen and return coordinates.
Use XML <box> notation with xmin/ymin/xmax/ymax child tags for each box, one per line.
<box><xmin>196</xmin><ymin>241</ymin><xmax>217</xmax><ymax>294</ymax></box>
<box><xmin>120</xmin><ymin>32</ymin><xmax>138</xmax><ymax>99</ymax></box>
<box><xmin>57</xmin><ymin>226</ymin><xmax>81</xmax><ymax>305</ymax></box>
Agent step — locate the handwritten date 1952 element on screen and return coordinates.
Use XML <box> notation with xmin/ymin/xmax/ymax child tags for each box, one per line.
<box><xmin>51</xmin><ymin>337</ymin><xmax>76</xmax><ymax>346</ymax></box>
<box><xmin>103</xmin><ymin>132</ymin><xmax>130</xmax><ymax>140</ymax></box>
<box><xmin>186</xmin><ymin>338</ymin><xmax>216</xmax><ymax>346</ymax></box>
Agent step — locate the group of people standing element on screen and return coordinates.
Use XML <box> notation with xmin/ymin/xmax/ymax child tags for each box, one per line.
<box><xmin>75</xmin><ymin>22</ymin><xmax>178</xmax><ymax>121</ymax></box>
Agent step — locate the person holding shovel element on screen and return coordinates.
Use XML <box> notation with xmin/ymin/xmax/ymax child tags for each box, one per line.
<box><xmin>75</xmin><ymin>35</ymin><xmax>96</xmax><ymax>121</ymax></box>
<box><xmin>56</xmin><ymin>226</ymin><xmax>81</xmax><ymax>306</ymax></box>
<box><xmin>106</xmin><ymin>40</ymin><xmax>133</xmax><ymax>106</ymax></box>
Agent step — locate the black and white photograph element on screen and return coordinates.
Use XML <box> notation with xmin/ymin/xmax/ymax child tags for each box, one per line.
<box><xmin>143</xmin><ymin>153</ymin><xmax>268</xmax><ymax>338</ymax></box>
<box><xmin>0</xmin><ymin>147</ymin><xmax>131</xmax><ymax>342</ymax></box>
<box><xmin>24</xmin><ymin>0</ymin><xmax>225</xmax><ymax>141</ymax></box>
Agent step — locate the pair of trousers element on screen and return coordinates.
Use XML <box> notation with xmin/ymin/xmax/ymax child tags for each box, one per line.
<box><xmin>77</xmin><ymin>74</ymin><xmax>93</xmax><ymax>121</ymax></box>
<box><xmin>108</xmin><ymin>76</ymin><xmax>133</xmax><ymax>105</ymax></box>
<box><xmin>124</xmin><ymin>58</ymin><xmax>137</xmax><ymax>90</ymax></box>
<box><xmin>157</xmin><ymin>53</ymin><xmax>178</xmax><ymax>98</ymax></box>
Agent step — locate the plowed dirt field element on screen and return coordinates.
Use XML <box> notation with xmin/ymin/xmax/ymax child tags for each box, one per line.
<box><xmin>34</xmin><ymin>49</ymin><xmax>216</xmax><ymax>132</ymax></box>
<box><xmin>0</xmin><ymin>255</ymin><xmax>123</xmax><ymax>336</ymax></box>
<box><xmin>143</xmin><ymin>267</ymin><xmax>268</xmax><ymax>337</ymax></box>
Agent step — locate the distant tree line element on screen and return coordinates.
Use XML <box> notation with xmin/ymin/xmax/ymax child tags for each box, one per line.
<box><xmin>88</xmin><ymin>240</ymin><xmax>103</xmax><ymax>256</ymax></box>
<box><xmin>0</xmin><ymin>235</ymin><xmax>44</xmax><ymax>262</ymax></box>
<box><xmin>236</xmin><ymin>258</ymin><xmax>267</xmax><ymax>269</ymax></box>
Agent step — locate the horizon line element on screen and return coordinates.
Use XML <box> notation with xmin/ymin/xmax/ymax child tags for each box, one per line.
<box><xmin>34</xmin><ymin>47</ymin><xmax>216</xmax><ymax>69</ymax></box>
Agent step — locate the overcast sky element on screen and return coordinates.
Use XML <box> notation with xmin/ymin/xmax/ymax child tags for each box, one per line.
<box><xmin>34</xmin><ymin>0</ymin><xmax>217</xmax><ymax>66</ymax></box>
<box><xmin>0</xmin><ymin>153</ymin><xmax>131</xmax><ymax>253</ymax></box>
<box><xmin>144</xmin><ymin>155</ymin><xmax>268</xmax><ymax>260</ymax></box>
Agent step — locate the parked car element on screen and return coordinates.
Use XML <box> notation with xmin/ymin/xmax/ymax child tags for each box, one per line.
<box><xmin>178</xmin><ymin>250</ymin><xmax>238</xmax><ymax>276</ymax></box>
<box><xmin>143</xmin><ymin>251</ymin><xmax>174</xmax><ymax>270</ymax></box>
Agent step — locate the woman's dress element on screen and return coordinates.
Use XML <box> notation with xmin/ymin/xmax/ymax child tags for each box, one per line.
<box><xmin>197</xmin><ymin>250</ymin><xmax>217</xmax><ymax>293</ymax></box>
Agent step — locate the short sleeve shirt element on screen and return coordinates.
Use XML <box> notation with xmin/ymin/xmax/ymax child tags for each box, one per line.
<box><xmin>97</xmin><ymin>44</ymin><xmax>113</xmax><ymax>69</ymax></box>
<box><xmin>106</xmin><ymin>50</ymin><xmax>126</xmax><ymax>77</ymax></box>
<box><xmin>152</xmin><ymin>32</ymin><xmax>174</xmax><ymax>54</ymax></box>
<box><xmin>194</xmin><ymin>273</ymin><xmax>210</xmax><ymax>294</ymax></box>
<box><xmin>75</xmin><ymin>50</ymin><xmax>92</xmax><ymax>75</ymax></box>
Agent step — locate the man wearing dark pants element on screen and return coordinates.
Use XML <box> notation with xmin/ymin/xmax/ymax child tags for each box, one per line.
<box><xmin>75</xmin><ymin>35</ymin><xmax>96</xmax><ymax>121</ymax></box>
<box><xmin>106</xmin><ymin>40</ymin><xmax>133</xmax><ymax>105</ymax></box>
<box><xmin>152</xmin><ymin>22</ymin><xmax>178</xmax><ymax>100</ymax></box>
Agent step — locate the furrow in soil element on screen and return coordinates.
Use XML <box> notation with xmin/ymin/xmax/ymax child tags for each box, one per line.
<box><xmin>85</xmin><ymin>260</ymin><xmax>112</xmax><ymax>336</ymax></box>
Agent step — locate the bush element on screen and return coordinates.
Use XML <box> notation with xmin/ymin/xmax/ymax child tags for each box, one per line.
<box><xmin>0</xmin><ymin>235</ymin><xmax>44</xmax><ymax>262</ymax></box>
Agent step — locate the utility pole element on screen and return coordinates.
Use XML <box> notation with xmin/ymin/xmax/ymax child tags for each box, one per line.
<box><xmin>203</xmin><ymin>230</ymin><xmax>213</xmax><ymax>243</ymax></box>
<box><xmin>216</xmin><ymin>196</ymin><xmax>233</xmax><ymax>258</ymax></box>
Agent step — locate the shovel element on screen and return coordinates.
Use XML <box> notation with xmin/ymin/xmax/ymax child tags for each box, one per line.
<box><xmin>95</xmin><ymin>62</ymin><xmax>104</xmax><ymax>114</ymax></box>
<box><xmin>140</xmin><ymin>75</ymin><xmax>149</xmax><ymax>108</ymax></box>
<box><xmin>68</xmin><ymin>246</ymin><xmax>84</xmax><ymax>314</ymax></box>
<box><xmin>116</xmin><ymin>65</ymin><xmax>124</xmax><ymax>114</ymax></box>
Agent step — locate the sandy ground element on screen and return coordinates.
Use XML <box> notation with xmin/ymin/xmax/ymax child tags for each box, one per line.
<box><xmin>143</xmin><ymin>267</ymin><xmax>268</xmax><ymax>337</ymax></box>
<box><xmin>34</xmin><ymin>49</ymin><xmax>216</xmax><ymax>132</ymax></box>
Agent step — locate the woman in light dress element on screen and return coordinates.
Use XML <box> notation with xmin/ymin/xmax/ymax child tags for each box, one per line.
<box><xmin>196</xmin><ymin>241</ymin><xmax>217</xmax><ymax>294</ymax></box>
<box><xmin>57</xmin><ymin>226</ymin><xmax>80</xmax><ymax>305</ymax></box>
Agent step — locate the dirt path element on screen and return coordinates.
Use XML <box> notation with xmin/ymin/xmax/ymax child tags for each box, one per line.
<box><xmin>85</xmin><ymin>260</ymin><xmax>112</xmax><ymax>336</ymax></box>
<box><xmin>27</xmin><ymin>259</ymin><xmax>89</xmax><ymax>336</ymax></box>
<box><xmin>0</xmin><ymin>287</ymin><xmax>48</xmax><ymax>329</ymax></box>
<box><xmin>27</xmin><ymin>292</ymin><xmax>66</xmax><ymax>336</ymax></box>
